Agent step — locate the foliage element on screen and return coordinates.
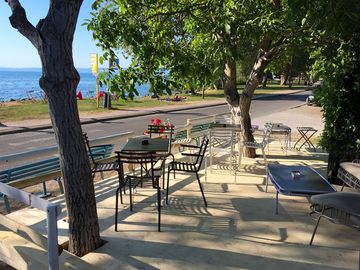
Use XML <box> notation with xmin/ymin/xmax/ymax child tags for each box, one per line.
<box><xmin>267</xmin><ymin>47</ymin><xmax>312</xmax><ymax>80</ymax></box>
<box><xmin>303</xmin><ymin>0</ymin><xmax>360</xmax><ymax>177</ymax></box>
<box><xmin>84</xmin><ymin>0</ymin><xmax>295</xmax><ymax>97</ymax></box>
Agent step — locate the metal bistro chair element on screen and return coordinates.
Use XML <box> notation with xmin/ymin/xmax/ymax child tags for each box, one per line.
<box><xmin>83</xmin><ymin>133</ymin><xmax>118</xmax><ymax>180</ymax></box>
<box><xmin>243</xmin><ymin>123</ymin><xmax>273</xmax><ymax>161</ymax></box>
<box><xmin>114</xmin><ymin>151</ymin><xmax>162</xmax><ymax>232</ymax></box>
<box><xmin>207</xmin><ymin>124</ymin><xmax>241</xmax><ymax>182</ymax></box>
<box><xmin>338</xmin><ymin>159</ymin><xmax>360</xmax><ymax>192</ymax></box>
<box><xmin>147</xmin><ymin>124</ymin><xmax>175</xmax><ymax>187</ymax></box>
<box><xmin>309</xmin><ymin>192</ymin><xmax>360</xmax><ymax>245</ymax></box>
<box><xmin>166</xmin><ymin>136</ymin><xmax>209</xmax><ymax>206</ymax></box>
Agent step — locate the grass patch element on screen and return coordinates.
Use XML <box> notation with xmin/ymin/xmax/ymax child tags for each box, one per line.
<box><xmin>0</xmin><ymin>100</ymin><xmax>50</xmax><ymax>121</ymax></box>
<box><xmin>0</xmin><ymin>83</ymin><xmax>306</xmax><ymax>122</ymax></box>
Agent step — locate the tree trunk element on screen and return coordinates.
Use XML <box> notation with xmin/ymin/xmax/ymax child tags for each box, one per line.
<box><xmin>280</xmin><ymin>74</ymin><xmax>288</xmax><ymax>85</ymax></box>
<box><xmin>240</xmin><ymin>32</ymin><xmax>285</xmax><ymax>157</ymax></box>
<box><xmin>7</xmin><ymin>0</ymin><xmax>101</xmax><ymax>256</ymax></box>
<box><xmin>262</xmin><ymin>71</ymin><xmax>269</xmax><ymax>87</ymax></box>
<box><xmin>280</xmin><ymin>62</ymin><xmax>291</xmax><ymax>85</ymax></box>
<box><xmin>224</xmin><ymin>60</ymin><xmax>240</xmax><ymax>120</ymax></box>
<box><xmin>43</xmin><ymin>78</ymin><xmax>101</xmax><ymax>256</ymax></box>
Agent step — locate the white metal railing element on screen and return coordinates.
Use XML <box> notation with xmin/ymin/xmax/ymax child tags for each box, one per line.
<box><xmin>0</xmin><ymin>182</ymin><xmax>61</xmax><ymax>270</ymax></box>
<box><xmin>0</xmin><ymin>131</ymin><xmax>134</xmax><ymax>165</ymax></box>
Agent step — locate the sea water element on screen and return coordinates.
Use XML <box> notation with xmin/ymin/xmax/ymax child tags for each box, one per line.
<box><xmin>0</xmin><ymin>69</ymin><xmax>149</xmax><ymax>102</ymax></box>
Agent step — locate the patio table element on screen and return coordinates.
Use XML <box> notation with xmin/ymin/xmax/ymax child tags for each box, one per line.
<box><xmin>271</xmin><ymin>123</ymin><xmax>291</xmax><ymax>155</ymax></box>
<box><xmin>121</xmin><ymin>136</ymin><xmax>169</xmax><ymax>153</ymax></box>
<box><xmin>267</xmin><ymin>164</ymin><xmax>336</xmax><ymax>214</ymax></box>
<box><xmin>121</xmin><ymin>136</ymin><xmax>170</xmax><ymax>188</ymax></box>
<box><xmin>294</xmin><ymin>127</ymin><xmax>317</xmax><ymax>151</ymax></box>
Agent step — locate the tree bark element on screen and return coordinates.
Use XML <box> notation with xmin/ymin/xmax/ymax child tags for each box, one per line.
<box><xmin>6</xmin><ymin>0</ymin><xmax>101</xmax><ymax>256</ymax></box>
<box><xmin>224</xmin><ymin>60</ymin><xmax>240</xmax><ymax>124</ymax></box>
<box><xmin>240</xmin><ymin>35</ymin><xmax>283</xmax><ymax>157</ymax></box>
<box><xmin>280</xmin><ymin>74</ymin><xmax>288</xmax><ymax>85</ymax></box>
<box><xmin>262</xmin><ymin>71</ymin><xmax>269</xmax><ymax>87</ymax></box>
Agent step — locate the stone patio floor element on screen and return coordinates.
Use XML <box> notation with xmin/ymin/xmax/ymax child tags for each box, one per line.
<box><xmin>7</xmin><ymin>141</ymin><xmax>360</xmax><ymax>269</ymax></box>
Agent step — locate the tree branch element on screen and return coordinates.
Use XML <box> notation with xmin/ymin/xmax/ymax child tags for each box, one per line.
<box><xmin>6</xmin><ymin>0</ymin><xmax>42</xmax><ymax>50</ymax></box>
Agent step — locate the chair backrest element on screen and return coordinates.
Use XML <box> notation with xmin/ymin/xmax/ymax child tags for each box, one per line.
<box><xmin>147</xmin><ymin>124</ymin><xmax>174</xmax><ymax>153</ymax></box>
<box><xmin>83</xmin><ymin>132</ymin><xmax>96</xmax><ymax>164</ymax></box>
<box><xmin>194</xmin><ymin>136</ymin><xmax>210</xmax><ymax>170</ymax></box>
<box><xmin>209</xmin><ymin>129</ymin><xmax>239</xmax><ymax>148</ymax></box>
<box><xmin>115</xmin><ymin>151</ymin><xmax>157</xmax><ymax>183</ymax></box>
<box><xmin>83</xmin><ymin>133</ymin><xmax>114</xmax><ymax>164</ymax></box>
<box><xmin>262</xmin><ymin>123</ymin><xmax>274</xmax><ymax>146</ymax></box>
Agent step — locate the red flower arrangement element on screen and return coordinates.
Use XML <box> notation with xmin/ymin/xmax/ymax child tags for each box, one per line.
<box><xmin>144</xmin><ymin>118</ymin><xmax>173</xmax><ymax>134</ymax></box>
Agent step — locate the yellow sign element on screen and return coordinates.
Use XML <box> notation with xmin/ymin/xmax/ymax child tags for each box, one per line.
<box><xmin>90</xmin><ymin>53</ymin><xmax>98</xmax><ymax>75</ymax></box>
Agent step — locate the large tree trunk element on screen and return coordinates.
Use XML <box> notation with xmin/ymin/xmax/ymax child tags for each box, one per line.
<box><xmin>223</xmin><ymin>38</ymin><xmax>282</xmax><ymax>159</ymax></box>
<box><xmin>7</xmin><ymin>0</ymin><xmax>101</xmax><ymax>256</ymax></box>
<box><xmin>240</xmin><ymin>35</ymin><xmax>282</xmax><ymax>157</ymax></box>
<box><xmin>223</xmin><ymin>0</ymin><xmax>283</xmax><ymax>159</ymax></box>
<box><xmin>262</xmin><ymin>71</ymin><xmax>269</xmax><ymax>87</ymax></box>
<box><xmin>280</xmin><ymin>62</ymin><xmax>291</xmax><ymax>85</ymax></box>
<box><xmin>224</xmin><ymin>60</ymin><xmax>240</xmax><ymax>110</ymax></box>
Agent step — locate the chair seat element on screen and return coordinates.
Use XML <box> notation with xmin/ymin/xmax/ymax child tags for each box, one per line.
<box><xmin>309</xmin><ymin>192</ymin><xmax>360</xmax><ymax>245</ymax></box>
<box><xmin>93</xmin><ymin>161</ymin><xmax>119</xmax><ymax>172</ymax></box>
<box><xmin>243</xmin><ymin>141</ymin><xmax>264</xmax><ymax>148</ymax></box>
<box><xmin>338</xmin><ymin>162</ymin><xmax>360</xmax><ymax>191</ymax></box>
<box><xmin>168</xmin><ymin>161</ymin><xmax>198</xmax><ymax>172</ymax></box>
<box><xmin>311</xmin><ymin>192</ymin><xmax>360</xmax><ymax>217</ymax></box>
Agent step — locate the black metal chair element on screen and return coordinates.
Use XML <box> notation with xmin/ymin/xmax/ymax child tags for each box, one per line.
<box><xmin>114</xmin><ymin>151</ymin><xmax>162</xmax><ymax>232</ymax></box>
<box><xmin>83</xmin><ymin>133</ymin><xmax>118</xmax><ymax>180</ymax></box>
<box><xmin>309</xmin><ymin>192</ymin><xmax>360</xmax><ymax>245</ymax></box>
<box><xmin>146</xmin><ymin>124</ymin><xmax>175</xmax><ymax>187</ymax></box>
<box><xmin>166</xmin><ymin>136</ymin><xmax>209</xmax><ymax>206</ymax></box>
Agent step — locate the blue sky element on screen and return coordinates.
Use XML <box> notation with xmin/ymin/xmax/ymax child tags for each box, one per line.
<box><xmin>0</xmin><ymin>1</ymin><xmax>130</xmax><ymax>69</ymax></box>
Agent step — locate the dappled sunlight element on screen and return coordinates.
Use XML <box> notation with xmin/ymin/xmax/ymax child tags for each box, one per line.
<box><xmin>4</xmin><ymin>137</ymin><xmax>360</xmax><ymax>269</ymax></box>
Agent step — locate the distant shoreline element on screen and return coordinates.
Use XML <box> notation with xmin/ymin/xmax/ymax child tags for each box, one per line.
<box><xmin>0</xmin><ymin>67</ymin><xmax>105</xmax><ymax>73</ymax></box>
<box><xmin>0</xmin><ymin>69</ymin><xmax>149</xmax><ymax>101</ymax></box>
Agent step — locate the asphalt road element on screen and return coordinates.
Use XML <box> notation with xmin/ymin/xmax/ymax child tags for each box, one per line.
<box><xmin>0</xmin><ymin>91</ymin><xmax>310</xmax><ymax>157</ymax></box>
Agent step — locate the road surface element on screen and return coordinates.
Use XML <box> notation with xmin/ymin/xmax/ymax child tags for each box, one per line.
<box><xmin>0</xmin><ymin>91</ymin><xmax>310</xmax><ymax>157</ymax></box>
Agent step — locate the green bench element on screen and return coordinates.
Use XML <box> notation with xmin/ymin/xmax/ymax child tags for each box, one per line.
<box><xmin>0</xmin><ymin>144</ymin><xmax>114</xmax><ymax>213</ymax></box>
<box><xmin>173</xmin><ymin>123</ymin><xmax>212</xmax><ymax>146</ymax></box>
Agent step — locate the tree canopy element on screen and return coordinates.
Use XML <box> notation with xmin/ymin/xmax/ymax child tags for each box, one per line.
<box><xmin>303</xmin><ymin>0</ymin><xmax>360</xmax><ymax>179</ymax></box>
<box><xmin>86</xmin><ymin>0</ymin><xmax>296</xmax><ymax>95</ymax></box>
<box><xmin>87</xmin><ymin>0</ymin><xmax>359</xmax><ymax>173</ymax></box>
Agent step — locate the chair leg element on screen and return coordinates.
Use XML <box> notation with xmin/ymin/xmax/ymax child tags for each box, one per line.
<box><xmin>262</xmin><ymin>147</ymin><xmax>269</xmax><ymax>191</ymax></box>
<box><xmin>115</xmin><ymin>187</ymin><xmax>121</xmax><ymax>231</ymax></box>
<box><xmin>310</xmin><ymin>212</ymin><xmax>324</xmax><ymax>245</ymax></box>
<box><xmin>166</xmin><ymin>169</ymin><xmax>171</xmax><ymax>204</ymax></box>
<box><xmin>162</xmin><ymin>158</ymin><xmax>166</xmax><ymax>189</ymax></box>
<box><xmin>265</xmin><ymin>173</ymin><xmax>269</xmax><ymax>193</ymax></box>
<box><xmin>195</xmin><ymin>172</ymin><xmax>207</xmax><ymax>207</ymax></box>
<box><xmin>204</xmin><ymin>155</ymin><xmax>208</xmax><ymax>183</ymax></box>
<box><xmin>171</xmin><ymin>154</ymin><xmax>176</xmax><ymax>179</ymax></box>
<box><xmin>261</xmin><ymin>147</ymin><xmax>267</xmax><ymax>166</ymax></box>
<box><xmin>157</xmin><ymin>183</ymin><xmax>161</xmax><ymax>232</ymax></box>
<box><xmin>56</xmin><ymin>177</ymin><xmax>64</xmax><ymax>194</ymax></box>
<box><xmin>3</xmin><ymin>195</ymin><xmax>11</xmax><ymax>214</ymax></box>
<box><xmin>41</xmin><ymin>181</ymin><xmax>49</xmax><ymax>197</ymax></box>
<box><xmin>129</xmin><ymin>178</ymin><xmax>133</xmax><ymax>211</ymax></box>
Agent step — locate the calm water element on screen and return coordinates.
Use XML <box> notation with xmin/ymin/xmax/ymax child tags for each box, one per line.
<box><xmin>0</xmin><ymin>69</ymin><xmax>149</xmax><ymax>101</ymax></box>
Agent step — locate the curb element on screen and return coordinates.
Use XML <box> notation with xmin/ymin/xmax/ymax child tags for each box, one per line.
<box><xmin>0</xmin><ymin>89</ymin><xmax>309</xmax><ymax>135</ymax></box>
